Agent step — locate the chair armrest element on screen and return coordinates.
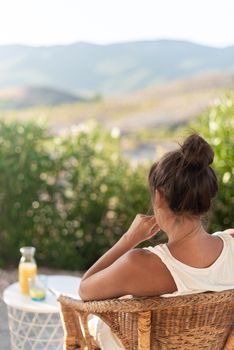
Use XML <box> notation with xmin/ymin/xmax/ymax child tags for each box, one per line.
<box><xmin>58</xmin><ymin>295</ymin><xmax>100</xmax><ymax>350</ymax></box>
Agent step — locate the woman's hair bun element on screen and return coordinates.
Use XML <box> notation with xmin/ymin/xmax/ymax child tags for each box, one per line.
<box><xmin>148</xmin><ymin>133</ymin><xmax>218</xmax><ymax>216</ymax></box>
<box><xmin>181</xmin><ymin>134</ymin><xmax>214</xmax><ymax>170</ymax></box>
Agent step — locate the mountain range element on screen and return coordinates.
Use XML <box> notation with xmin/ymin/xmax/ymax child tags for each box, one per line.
<box><xmin>0</xmin><ymin>40</ymin><xmax>234</xmax><ymax>96</ymax></box>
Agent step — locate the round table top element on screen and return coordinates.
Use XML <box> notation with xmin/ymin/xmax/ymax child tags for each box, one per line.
<box><xmin>3</xmin><ymin>275</ymin><xmax>81</xmax><ymax>313</ymax></box>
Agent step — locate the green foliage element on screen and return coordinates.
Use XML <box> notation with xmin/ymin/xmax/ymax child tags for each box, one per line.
<box><xmin>3</xmin><ymin>95</ymin><xmax>233</xmax><ymax>271</ymax></box>
<box><xmin>191</xmin><ymin>95</ymin><xmax>234</xmax><ymax>232</ymax></box>
<box><xmin>0</xmin><ymin>120</ymin><xmax>150</xmax><ymax>270</ymax></box>
<box><xmin>0</xmin><ymin>121</ymin><xmax>59</xmax><ymax>267</ymax></box>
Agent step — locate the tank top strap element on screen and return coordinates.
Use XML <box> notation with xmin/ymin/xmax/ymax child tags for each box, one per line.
<box><xmin>143</xmin><ymin>245</ymin><xmax>171</xmax><ymax>265</ymax></box>
<box><xmin>213</xmin><ymin>231</ymin><xmax>233</xmax><ymax>240</ymax></box>
<box><xmin>143</xmin><ymin>245</ymin><xmax>186</xmax><ymax>292</ymax></box>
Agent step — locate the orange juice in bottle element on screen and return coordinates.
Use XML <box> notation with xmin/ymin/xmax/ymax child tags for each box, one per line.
<box><xmin>18</xmin><ymin>247</ymin><xmax>37</xmax><ymax>294</ymax></box>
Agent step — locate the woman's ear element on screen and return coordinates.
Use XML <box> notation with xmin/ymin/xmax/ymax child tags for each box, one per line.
<box><xmin>154</xmin><ymin>189</ymin><xmax>163</xmax><ymax>209</ymax></box>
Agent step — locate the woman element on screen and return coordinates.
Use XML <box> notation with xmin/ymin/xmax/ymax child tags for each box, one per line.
<box><xmin>79</xmin><ymin>134</ymin><xmax>234</xmax><ymax>349</ymax></box>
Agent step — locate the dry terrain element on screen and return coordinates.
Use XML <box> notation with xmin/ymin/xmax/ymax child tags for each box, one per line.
<box><xmin>0</xmin><ymin>72</ymin><xmax>233</xmax><ymax>136</ymax></box>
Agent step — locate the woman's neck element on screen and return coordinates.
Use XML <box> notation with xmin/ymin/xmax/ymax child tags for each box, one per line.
<box><xmin>165</xmin><ymin>217</ymin><xmax>207</xmax><ymax>246</ymax></box>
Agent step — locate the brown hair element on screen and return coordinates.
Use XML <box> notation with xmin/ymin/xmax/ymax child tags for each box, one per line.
<box><xmin>148</xmin><ymin>134</ymin><xmax>218</xmax><ymax>216</ymax></box>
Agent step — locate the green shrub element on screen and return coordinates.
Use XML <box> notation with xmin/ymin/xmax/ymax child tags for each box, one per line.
<box><xmin>191</xmin><ymin>95</ymin><xmax>234</xmax><ymax>232</ymax></box>
<box><xmin>0</xmin><ymin>121</ymin><xmax>60</xmax><ymax>267</ymax></box>
<box><xmin>4</xmin><ymin>95</ymin><xmax>233</xmax><ymax>271</ymax></box>
<box><xmin>0</xmin><ymin>120</ymin><xmax>150</xmax><ymax>270</ymax></box>
<box><xmin>46</xmin><ymin>123</ymin><xmax>150</xmax><ymax>270</ymax></box>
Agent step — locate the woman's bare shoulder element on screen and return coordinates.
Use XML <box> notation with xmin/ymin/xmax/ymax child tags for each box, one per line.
<box><xmin>126</xmin><ymin>248</ymin><xmax>177</xmax><ymax>296</ymax></box>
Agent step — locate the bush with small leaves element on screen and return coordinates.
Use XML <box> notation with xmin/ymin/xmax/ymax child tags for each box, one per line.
<box><xmin>0</xmin><ymin>120</ymin><xmax>150</xmax><ymax>270</ymax></box>
<box><xmin>190</xmin><ymin>95</ymin><xmax>234</xmax><ymax>232</ymax></box>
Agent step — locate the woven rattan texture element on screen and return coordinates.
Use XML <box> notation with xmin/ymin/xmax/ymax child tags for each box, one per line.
<box><xmin>58</xmin><ymin>289</ymin><xmax>234</xmax><ymax>350</ymax></box>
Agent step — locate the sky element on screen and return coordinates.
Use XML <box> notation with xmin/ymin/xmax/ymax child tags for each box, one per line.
<box><xmin>0</xmin><ymin>0</ymin><xmax>233</xmax><ymax>48</ymax></box>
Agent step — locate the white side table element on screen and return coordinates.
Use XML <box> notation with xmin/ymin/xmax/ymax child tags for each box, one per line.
<box><xmin>3</xmin><ymin>275</ymin><xmax>81</xmax><ymax>350</ymax></box>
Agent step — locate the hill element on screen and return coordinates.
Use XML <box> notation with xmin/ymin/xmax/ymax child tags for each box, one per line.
<box><xmin>0</xmin><ymin>40</ymin><xmax>233</xmax><ymax>95</ymax></box>
<box><xmin>0</xmin><ymin>86</ymin><xmax>86</xmax><ymax>109</ymax></box>
<box><xmin>1</xmin><ymin>72</ymin><xmax>234</xmax><ymax>135</ymax></box>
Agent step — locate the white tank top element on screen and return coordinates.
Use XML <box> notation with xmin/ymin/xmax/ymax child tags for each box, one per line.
<box><xmin>90</xmin><ymin>231</ymin><xmax>234</xmax><ymax>350</ymax></box>
<box><xmin>143</xmin><ymin>231</ymin><xmax>234</xmax><ymax>297</ymax></box>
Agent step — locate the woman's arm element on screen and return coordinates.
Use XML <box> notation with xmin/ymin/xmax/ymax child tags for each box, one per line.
<box><xmin>81</xmin><ymin>214</ymin><xmax>158</xmax><ymax>281</ymax></box>
<box><xmin>79</xmin><ymin>247</ymin><xmax>140</xmax><ymax>300</ymax></box>
<box><xmin>79</xmin><ymin>214</ymin><xmax>160</xmax><ymax>300</ymax></box>
<box><xmin>81</xmin><ymin>233</ymin><xmax>136</xmax><ymax>281</ymax></box>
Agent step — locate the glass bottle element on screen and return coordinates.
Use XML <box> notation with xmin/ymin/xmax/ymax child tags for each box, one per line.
<box><xmin>18</xmin><ymin>247</ymin><xmax>37</xmax><ymax>294</ymax></box>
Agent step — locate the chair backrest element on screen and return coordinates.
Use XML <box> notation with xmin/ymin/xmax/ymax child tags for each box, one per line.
<box><xmin>58</xmin><ymin>289</ymin><xmax>234</xmax><ymax>350</ymax></box>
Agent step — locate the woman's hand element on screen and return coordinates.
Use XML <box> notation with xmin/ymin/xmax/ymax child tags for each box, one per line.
<box><xmin>125</xmin><ymin>214</ymin><xmax>160</xmax><ymax>246</ymax></box>
<box><xmin>80</xmin><ymin>214</ymin><xmax>160</xmax><ymax>300</ymax></box>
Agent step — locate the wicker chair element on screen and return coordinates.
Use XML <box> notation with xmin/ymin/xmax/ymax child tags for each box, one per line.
<box><xmin>58</xmin><ymin>289</ymin><xmax>234</xmax><ymax>350</ymax></box>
